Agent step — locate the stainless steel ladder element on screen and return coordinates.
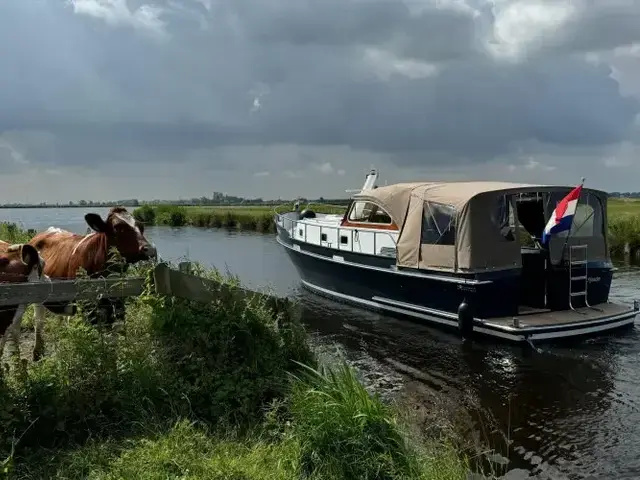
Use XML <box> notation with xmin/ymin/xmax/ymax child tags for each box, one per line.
<box><xmin>569</xmin><ymin>244</ymin><xmax>590</xmax><ymax>311</ymax></box>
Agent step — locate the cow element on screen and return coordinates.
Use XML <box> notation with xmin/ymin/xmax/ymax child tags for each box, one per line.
<box><xmin>28</xmin><ymin>207</ymin><xmax>157</xmax><ymax>360</ymax></box>
<box><xmin>0</xmin><ymin>241</ymin><xmax>47</xmax><ymax>362</ymax></box>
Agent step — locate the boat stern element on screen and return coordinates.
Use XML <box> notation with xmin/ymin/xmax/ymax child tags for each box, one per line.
<box><xmin>479</xmin><ymin>301</ymin><xmax>638</xmax><ymax>343</ymax></box>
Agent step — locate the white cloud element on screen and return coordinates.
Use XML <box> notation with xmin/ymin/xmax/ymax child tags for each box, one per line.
<box><xmin>0</xmin><ymin>139</ymin><xmax>29</xmax><ymax>166</ymax></box>
<box><xmin>524</xmin><ymin>158</ymin><xmax>556</xmax><ymax>172</ymax></box>
<box><xmin>488</xmin><ymin>0</ymin><xmax>577</xmax><ymax>61</ymax></box>
<box><xmin>283</xmin><ymin>170</ymin><xmax>303</xmax><ymax>179</ymax></box>
<box><xmin>312</xmin><ymin>162</ymin><xmax>335</xmax><ymax>175</ymax></box>
<box><xmin>362</xmin><ymin>48</ymin><xmax>439</xmax><ymax>80</ymax></box>
<box><xmin>603</xmin><ymin>156</ymin><xmax>631</xmax><ymax>168</ymax></box>
<box><xmin>68</xmin><ymin>0</ymin><xmax>167</xmax><ymax>38</ymax></box>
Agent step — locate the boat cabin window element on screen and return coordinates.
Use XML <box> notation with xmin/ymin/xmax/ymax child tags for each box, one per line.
<box><xmin>515</xmin><ymin>193</ymin><xmax>546</xmax><ymax>245</ymax></box>
<box><xmin>421</xmin><ymin>201</ymin><xmax>456</xmax><ymax>245</ymax></box>
<box><xmin>490</xmin><ymin>195</ymin><xmax>516</xmax><ymax>242</ymax></box>
<box><xmin>348</xmin><ymin>201</ymin><xmax>392</xmax><ymax>224</ymax></box>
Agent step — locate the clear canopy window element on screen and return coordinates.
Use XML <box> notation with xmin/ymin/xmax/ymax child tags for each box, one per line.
<box><xmin>421</xmin><ymin>201</ymin><xmax>456</xmax><ymax>246</ymax></box>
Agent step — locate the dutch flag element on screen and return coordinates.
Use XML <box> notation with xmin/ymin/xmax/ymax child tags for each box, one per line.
<box><xmin>541</xmin><ymin>183</ymin><xmax>584</xmax><ymax>245</ymax></box>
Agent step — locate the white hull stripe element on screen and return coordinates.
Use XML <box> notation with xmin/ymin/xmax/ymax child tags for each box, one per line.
<box><xmin>374</xmin><ymin>295</ymin><xmax>636</xmax><ymax>334</ymax></box>
<box><xmin>300</xmin><ymin>280</ymin><xmax>636</xmax><ymax>342</ymax></box>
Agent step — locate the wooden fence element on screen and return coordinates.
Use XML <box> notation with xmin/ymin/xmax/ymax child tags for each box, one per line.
<box><xmin>0</xmin><ymin>262</ymin><xmax>298</xmax><ymax>321</ymax></box>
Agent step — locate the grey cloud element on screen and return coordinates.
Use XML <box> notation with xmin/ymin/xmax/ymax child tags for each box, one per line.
<box><xmin>0</xmin><ymin>0</ymin><xmax>639</xmax><ymax>175</ymax></box>
<box><xmin>236</xmin><ymin>0</ymin><xmax>482</xmax><ymax>63</ymax></box>
<box><xmin>556</xmin><ymin>1</ymin><xmax>640</xmax><ymax>55</ymax></box>
<box><xmin>0</xmin><ymin>141</ymin><xmax>31</xmax><ymax>174</ymax></box>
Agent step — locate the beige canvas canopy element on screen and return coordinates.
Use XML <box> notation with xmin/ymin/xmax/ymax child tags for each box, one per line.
<box><xmin>352</xmin><ymin>181</ymin><xmax>609</xmax><ymax>273</ymax></box>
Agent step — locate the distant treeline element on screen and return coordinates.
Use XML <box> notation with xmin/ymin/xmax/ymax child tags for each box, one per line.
<box><xmin>0</xmin><ymin>194</ymin><xmax>352</xmax><ymax>209</ymax></box>
<box><xmin>609</xmin><ymin>192</ymin><xmax>640</xmax><ymax>198</ymax></box>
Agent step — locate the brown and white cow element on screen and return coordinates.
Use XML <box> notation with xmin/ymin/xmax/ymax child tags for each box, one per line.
<box><xmin>30</xmin><ymin>206</ymin><xmax>157</xmax><ymax>278</ymax></box>
<box><xmin>28</xmin><ymin>207</ymin><xmax>157</xmax><ymax>359</ymax></box>
<box><xmin>0</xmin><ymin>240</ymin><xmax>47</xmax><ymax>361</ymax></box>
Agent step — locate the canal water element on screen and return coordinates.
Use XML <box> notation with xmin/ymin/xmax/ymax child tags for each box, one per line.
<box><xmin>2</xmin><ymin>208</ymin><xmax>640</xmax><ymax>480</ymax></box>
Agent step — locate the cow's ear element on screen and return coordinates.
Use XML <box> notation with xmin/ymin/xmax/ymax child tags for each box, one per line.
<box><xmin>20</xmin><ymin>244</ymin><xmax>39</xmax><ymax>268</ymax></box>
<box><xmin>85</xmin><ymin>213</ymin><xmax>108</xmax><ymax>233</ymax></box>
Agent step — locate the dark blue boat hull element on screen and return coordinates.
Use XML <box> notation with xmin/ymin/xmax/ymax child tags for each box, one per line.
<box><xmin>276</xmin><ymin>223</ymin><xmax>636</xmax><ymax>343</ymax></box>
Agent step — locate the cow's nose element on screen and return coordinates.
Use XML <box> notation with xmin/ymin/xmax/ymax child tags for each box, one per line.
<box><xmin>140</xmin><ymin>243</ymin><xmax>158</xmax><ymax>259</ymax></box>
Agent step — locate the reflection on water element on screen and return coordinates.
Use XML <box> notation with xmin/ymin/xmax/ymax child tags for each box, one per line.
<box><xmin>1</xmin><ymin>210</ymin><xmax>639</xmax><ymax>479</ymax></box>
<box><xmin>299</xmin><ymin>290</ymin><xmax>640</xmax><ymax>479</ymax></box>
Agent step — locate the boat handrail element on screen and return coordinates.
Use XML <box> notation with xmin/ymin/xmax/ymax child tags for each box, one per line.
<box><xmin>272</xmin><ymin>202</ymin><xmax>348</xmax><ymax>216</ymax></box>
<box><xmin>274</xmin><ymin>210</ymin><xmax>398</xmax><ymax>250</ymax></box>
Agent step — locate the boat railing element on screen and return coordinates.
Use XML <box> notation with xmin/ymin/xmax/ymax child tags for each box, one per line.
<box><xmin>272</xmin><ymin>202</ymin><xmax>348</xmax><ymax>216</ymax></box>
<box><xmin>273</xmin><ymin>209</ymin><xmax>398</xmax><ymax>256</ymax></box>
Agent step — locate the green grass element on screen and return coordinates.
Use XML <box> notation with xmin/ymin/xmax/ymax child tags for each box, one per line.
<box><xmin>133</xmin><ymin>204</ymin><xmax>346</xmax><ymax>233</ymax></box>
<box><xmin>608</xmin><ymin>198</ymin><xmax>640</xmax><ymax>217</ymax></box>
<box><xmin>607</xmin><ymin>199</ymin><xmax>640</xmax><ymax>256</ymax></box>
<box><xmin>0</xmin><ymin>257</ymin><xmax>469</xmax><ymax>479</ymax></box>
<box><xmin>19</xmin><ymin>420</ymin><xmax>304</xmax><ymax>479</ymax></box>
<box><xmin>0</xmin><ymin>223</ymin><xmax>36</xmax><ymax>244</ymax></box>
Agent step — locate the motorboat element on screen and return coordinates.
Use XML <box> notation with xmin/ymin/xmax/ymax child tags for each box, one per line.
<box><xmin>274</xmin><ymin>169</ymin><xmax>639</xmax><ymax>343</ymax></box>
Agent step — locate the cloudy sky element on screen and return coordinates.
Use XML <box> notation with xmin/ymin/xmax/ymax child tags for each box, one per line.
<box><xmin>1</xmin><ymin>0</ymin><xmax>639</xmax><ymax>203</ymax></box>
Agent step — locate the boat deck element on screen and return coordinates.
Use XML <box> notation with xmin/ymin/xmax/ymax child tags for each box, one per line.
<box><xmin>487</xmin><ymin>302</ymin><xmax>635</xmax><ymax>329</ymax></box>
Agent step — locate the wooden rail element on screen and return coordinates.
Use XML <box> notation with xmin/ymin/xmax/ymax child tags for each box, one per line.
<box><xmin>0</xmin><ymin>262</ymin><xmax>298</xmax><ymax>321</ymax></box>
<box><xmin>0</xmin><ymin>277</ymin><xmax>146</xmax><ymax>307</ymax></box>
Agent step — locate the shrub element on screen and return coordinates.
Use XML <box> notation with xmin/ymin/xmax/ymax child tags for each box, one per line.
<box><xmin>0</xmin><ymin>222</ymin><xmax>35</xmax><ymax>244</ymax></box>
<box><xmin>130</xmin><ymin>204</ymin><xmax>346</xmax><ymax>233</ymax></box>
<box><xmin>132</xmin><ymin>205</ymin><xmax>156</xmax><ymax>225</ymax></box>
<box><xmin>142</xmin><ymin>265</ymin><xmax>315</xmax><ymax>427</ymax></box>
<box><xmin>608</xmin><ymin>215</ymin><xmax>640</xmax><ymax>257</ymax></box>
<box><xmin>150</xmin><ymin>205</ymin><xmax>188</xmax><ymax>227</ymax></box>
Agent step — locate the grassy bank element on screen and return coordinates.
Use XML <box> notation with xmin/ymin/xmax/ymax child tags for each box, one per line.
<box><xmin>608</xmin><ymin>199</ymin><xmax>640</xmax><ymax>257</ymax></box>
<box><xmin>133</xmin><ymin>203</ymin><xmax>346</xmax><ymax>233</ymax></box>
<box><xmin>0</xmin><ymin>249</ymin><xmax>469</xmax><ymax>478</ymax></box>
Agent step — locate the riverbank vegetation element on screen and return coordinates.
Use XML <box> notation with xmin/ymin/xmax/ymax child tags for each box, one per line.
<box><xmin>133</xmin><ymin>203</ymin><xmax>346</xmax><ymax>233</ymax></box>
<box><xmin>608</xmin><ymin>198</ymin><xmax>640</xmax><ymax>257</ymax></box>
<box><xmin>0</xmin><ymin>246</ymin><xmax>469</xmax><ymax>478</ymax></box>
<box><xmin>0</xmin><ymin>222</ymin><xmax>36</xmax><ymax>244</ymax></box>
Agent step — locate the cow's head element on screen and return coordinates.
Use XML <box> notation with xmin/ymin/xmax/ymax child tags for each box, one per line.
<box><xmin>85</xmin><ymin>207</ymin><xmax>157</xmax><ymax>263</ymax></box>
<box><xmin>0</xmin><ymin>243</ymin><xmax>44</xmax><ymax>282</ymax></box>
